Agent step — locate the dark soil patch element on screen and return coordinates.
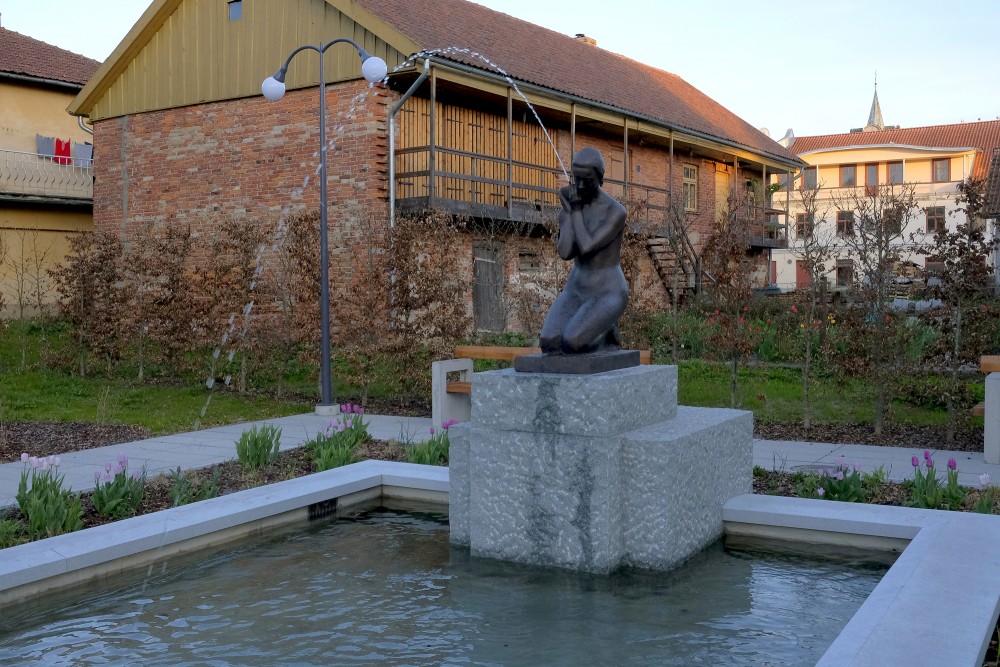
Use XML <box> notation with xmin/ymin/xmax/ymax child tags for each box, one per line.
<box><xmin>754</xmin><ymin>420</ymin><xmax>982</xmax><ymax>452</ymax></box>
<box><xmin>1</xmin><ymin>421</ymin><xmax>152</xmax><ymax>464</ymax></box>
<box><xmin>1</xmin><ymin>416</ymin><xmax>983</xmax><ymax>466</ymax></box>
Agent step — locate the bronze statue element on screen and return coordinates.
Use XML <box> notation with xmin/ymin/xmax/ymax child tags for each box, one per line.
<box><xmin>539</xmin><ymin>147</ymin><xmax>629</xmax><ymax>355</ymax></box>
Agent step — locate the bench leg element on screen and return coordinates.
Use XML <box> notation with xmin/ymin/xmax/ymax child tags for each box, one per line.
<box><xmin>432</xmin><ymin>359</ymin><xmax>473</xmax><ymax>428</ymax></box>
<box><xmin>986</xmin><ymin>373</ymin><xmax>1000</xmax><ymax>464</ymax></box>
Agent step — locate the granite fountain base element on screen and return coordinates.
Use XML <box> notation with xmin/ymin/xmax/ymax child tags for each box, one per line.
<box><xmin>449</xmin><ymin>364</ymin><xmax>752</xmax><ymax>573</ymax></box>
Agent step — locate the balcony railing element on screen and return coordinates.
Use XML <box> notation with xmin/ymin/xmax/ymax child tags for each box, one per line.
<box><xmin>394</xmin><ymin>146</ymin><xmax>673</xmax><ymax>226</ymax></box>
<box><xmin>0</xmin><ymin>148</ymin><xmax>93</xmax><ymax>201</ymax></box>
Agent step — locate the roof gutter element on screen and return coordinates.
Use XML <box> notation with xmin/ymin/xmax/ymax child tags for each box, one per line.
<box><xmin>425</xmin><ymin>58</ymin><xmax>802</xmax><ymax>171</ymax></box>
<box><xmin>0</xmin><ymin>71</ymin><xmax>84</xmax><ymax>91</ymax></box>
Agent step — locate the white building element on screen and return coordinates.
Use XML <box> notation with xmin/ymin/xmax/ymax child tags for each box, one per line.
<box><xmin>770</xmin><ymin>94</ymin><xmax>1000</xmax><ymax>291</ymax></box>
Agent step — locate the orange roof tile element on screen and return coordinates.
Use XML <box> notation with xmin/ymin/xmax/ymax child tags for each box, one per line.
<box><xmin>355</xmin><ymin>0</ymin><xmax>799</xmax><ymax>165</ymax></box>
<box><xmin>790</xmin><ymin>120</ymin><xmax>1000</xmax><ymax>181</ymax></box>
<box><xmin>0</xmin><ymin>27</ymin><xmax>101</xmax><ymax>87</ymax></box>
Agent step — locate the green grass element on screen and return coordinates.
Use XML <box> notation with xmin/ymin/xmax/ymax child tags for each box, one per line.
<box><xmin>677</xmin><ymin>360</ymin><xmax>979</xmax><ymax>428</ymax></box>
<box><xmin>0</xmin><ymin>317</ymin><xmax>984</xmax><ymax>434</ymax></box>
<box><xmin>0</xmin><ymin>367</ymin><xmax>310</xmax><ymax>433</ymax></box>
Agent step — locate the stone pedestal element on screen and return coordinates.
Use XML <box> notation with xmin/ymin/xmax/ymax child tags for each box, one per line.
<box><xmin>449</xmin><ymin>365</ymin><xmax>752</xmax><ymax>574</ymax></box>
<box><xmin>986</xmin><ymin>373</ymin><xmax>999</xmax><ymax>464</ymax></box>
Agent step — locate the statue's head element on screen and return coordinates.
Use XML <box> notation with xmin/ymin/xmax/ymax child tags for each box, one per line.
<box><xmin>572</xmin><ymin>147</ymin><xmax>605</xmax><ymax>185</ymax></box>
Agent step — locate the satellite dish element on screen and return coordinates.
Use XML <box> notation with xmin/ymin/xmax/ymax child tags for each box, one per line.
<box><xmin>759</xmin><ymin>127</ymin><xmax>771</xmax><ymax>137</ymax></box>
<box><xmin>778</xmin><ymin>128</ymin><xmax>795</xmax><ymax>148</ymax></box>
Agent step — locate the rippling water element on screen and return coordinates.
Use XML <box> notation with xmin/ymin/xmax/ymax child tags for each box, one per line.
<box><xmin>0</xmin><ymin>508</ymin><xmax>888</xmax><ymax>666</ymax></box>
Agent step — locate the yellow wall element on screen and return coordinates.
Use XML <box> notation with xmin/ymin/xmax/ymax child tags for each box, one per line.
<box><xmin>0</xmin><ymin>81</ymin><xmax>94</xmax><ymax>316</ymax></box>
<box><xmin>0</xmin><ymin>208</ymin><xmax>90</xmax><ymax>316</ymax></box>
<box><xmin>0</xmin><ymin>81</ymin><xmax>92</xmax><ymax>153</ymax></box>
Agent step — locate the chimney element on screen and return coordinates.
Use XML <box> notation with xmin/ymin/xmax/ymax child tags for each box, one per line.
<box><xmin>574</xmin><ymin>33</ymin><xmax>597</xmax><ymax>46</ymax></box>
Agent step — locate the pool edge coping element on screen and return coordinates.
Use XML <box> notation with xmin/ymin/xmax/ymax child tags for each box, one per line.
<box><xmin>3</xmin><ymin>465</ymin><xmax>999</xmax><ymax>666</ymax></box>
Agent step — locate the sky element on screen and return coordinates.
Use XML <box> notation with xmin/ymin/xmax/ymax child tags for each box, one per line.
<box><xmin>2</xmin><ymin>0</ymin><xmax>998</xmax><ymax>138</ymax></box>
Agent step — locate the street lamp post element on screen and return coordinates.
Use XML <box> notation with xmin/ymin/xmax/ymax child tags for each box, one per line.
<box><xmin>262</xmin><ymin>40</ymin><xmax>387</xmax><ymax>412</ymax></box>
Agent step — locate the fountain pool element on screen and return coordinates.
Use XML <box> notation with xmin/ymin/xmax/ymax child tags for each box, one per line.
<box><xmin>1</xmin><ymin>461</ymin><xmax>999</xmax><ymax>665</ymax></box>
<box><xmin>0</xmin><ymin>504</ymin><xmax>888</xmax><ymax>666</ymax></box>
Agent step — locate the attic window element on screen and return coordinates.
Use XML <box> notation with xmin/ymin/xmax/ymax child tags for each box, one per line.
<box><xmin>228</xmin><ymin>0</ymin><xmax>242</xmax><ymax>21</ymax></box>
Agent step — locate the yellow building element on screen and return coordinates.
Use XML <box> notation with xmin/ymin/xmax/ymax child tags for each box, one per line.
<box><xmin>771</xmin><ymin>92</ymin><xmax>1000</xmax><ymax>292</ymax></box>
<box><xmin>0</xmin><ymin>25</ymin><xmax>100</xmax><ymax>316</ymax></box>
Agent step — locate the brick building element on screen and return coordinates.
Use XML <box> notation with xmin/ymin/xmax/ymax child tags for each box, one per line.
<box><xmin>69</xmin><ymin>0</ymin><xmax>801</xmax><ymax>333</ymax></box>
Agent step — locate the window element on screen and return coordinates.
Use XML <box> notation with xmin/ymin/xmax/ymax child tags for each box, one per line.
<box><xmin>228</xmin><ymin>0</ymin><xmax>242</xmax><ymax>20</ymax></box>
<box><xmin>925</xmin><ymin>206</ymin><xmax>946</xmax><ymax>234</ymax></box>
<box><xmin>802</xmin><ymin>166</ymin><xmax>818</xmax><ymax>190</ymax></box>
<box><xmin>925</xmin><ymin>258</ymin><xmax>945</xmax><ymax>276</ymax></box>
<box><xmin>840</xmin><ymin>164</ymin><xmax>856</xmax><ymax>187</ymax></box>
<box><xmin>518</xmin><ymin>251</ymin><xmax>541</xmax><ymax>273</ymax></box>
<box><xmin>795</xmin><ymin>212</ymin><xmax>813</xmax><ymax>239</ymax></box>
<box><xmin>932</xmin><ymin>158</ymin><xmax>950</xmax><ymax>182</ymax></box>
<box><xmin>888</xmin><ymin>161</ymin><xmax>904</xmax><ymax>184</ymax></box>
<box><xmin>836</xmin><ymin>259</ymin><xmax>854</xmax><ymax>288</ymax></box>
<box><xmin>865</xmin><ymin>163</ymin><xmax>878</xmax><ymax>195</ymax></box>
<box><xmin>774</xmin><ymin>173</ymin><xmax>790</xmax><ymax>188</ymax></box>
<box><xmin>682</xmin><ymin>164</ymin><xmax>698</xmax><ymax>211</ymax></box>
<box><xmin>836</xmin><ymin>210</ymin><xmax>854</xmax><ymax>238</ymax></box>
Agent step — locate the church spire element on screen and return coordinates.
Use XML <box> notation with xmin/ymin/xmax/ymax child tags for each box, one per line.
<box><xmin>866</xmin><ymin>73</ymin><xmax>884</xmax><ymax>131</ymax></box>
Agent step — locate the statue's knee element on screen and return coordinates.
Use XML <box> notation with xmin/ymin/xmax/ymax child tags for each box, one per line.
<box><xmin>540</xmin><ymin>334</ymin><xmax>561</xmax><ymax>353</ymax></box>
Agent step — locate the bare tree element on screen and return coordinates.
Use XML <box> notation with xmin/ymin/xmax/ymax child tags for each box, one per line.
<box><xmin>702</xmin><ymin>185</ymin><xmax>759</xmax><ymax>407</ymax></box>
<box><xmin>788</xmin><ymin>184</ymin><xmax>836</xmax><ymax>429</ymax></box>
<box><xmin>919</xmin><ymin>177</ymin><xmax>999</xmax><ymax>440</ymax></box>
<box><xmin>833</xmin><ymin>182</ymin><xmax>920</xmax><ymax>434</ymax></box>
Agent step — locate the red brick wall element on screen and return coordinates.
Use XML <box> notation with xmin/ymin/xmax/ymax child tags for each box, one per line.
<box><xmin>92</xmin><ymin>80</ymin><xmax>391</xmax><ymax>292</ymax></box>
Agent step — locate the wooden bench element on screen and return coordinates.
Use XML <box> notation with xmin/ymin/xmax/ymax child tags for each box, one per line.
<box><xmin>981</xmin><ymin>356</ymin><xmax>1000</xmax><ymax>464</ymax></box>
<box><xmin>431</xmin><ymin>345</ymin><xmax>652</xmax><ymax>427</ymax></box>
<box><xmin>974</xmin><ymin>356</ymin><xmax>1000</xmax><ymax>417</ymax></box>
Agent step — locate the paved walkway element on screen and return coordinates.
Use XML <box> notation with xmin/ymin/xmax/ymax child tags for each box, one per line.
<box><xmin>1</xmin><ymin>412</ymin><xmax>993</xmax><ymax>508</ymax></box>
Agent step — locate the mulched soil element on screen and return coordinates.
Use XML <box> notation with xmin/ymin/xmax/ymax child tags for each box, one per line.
<box><xmin>1</xmin><ymin>418</ymin><xmax>982</xmax><ymax>466</ymax></box>
<box><xmin>754</xmin><ymin>419</ymin><xmax>983</xmax><ymax>452</ymax></box>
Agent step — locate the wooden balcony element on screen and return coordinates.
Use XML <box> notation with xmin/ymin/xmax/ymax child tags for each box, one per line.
<box><xmin>394</xmin><ymin>145</ymin><xmax>674</xmax><ymax>226</ymax></box>
<box><xmin>0</xmin><ymin>148</ymin><xmax>93</xmax><ymax>203</ymax></box>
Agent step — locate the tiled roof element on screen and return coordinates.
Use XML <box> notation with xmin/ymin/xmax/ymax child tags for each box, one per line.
<box><xmin>355</xmin><ymin>0</ymin><xmax>799</xmax><ymax>165</ymax></box>
<box><xmin>790</xmin><ymin>119</ymin><xmax>1000</xmax><ymax>181</ymax></box>
<box><xmin>985</xmin><ymin>148</ymin><xmax>1000</xmax><ymax>217</ymax></box>
<box><xmin>0</xmin><ymin>27</ymin><xmax>101</xmax><ymax>87</ymax></box>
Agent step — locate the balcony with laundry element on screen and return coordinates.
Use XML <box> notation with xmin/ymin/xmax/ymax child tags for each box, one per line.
<box><xmin>0</xmin><ymin>137</ymin><xmax>93</xmax><ymax>204</ymax></box>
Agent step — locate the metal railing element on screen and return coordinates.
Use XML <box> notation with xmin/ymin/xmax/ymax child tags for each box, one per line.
<box><xmin>0</xmin><ymin>148</ymin><xmax>93</xmax><ymax>200</ymax></box>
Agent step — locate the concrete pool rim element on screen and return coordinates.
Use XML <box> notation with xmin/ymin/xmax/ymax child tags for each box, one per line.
<box><xmin>1</xmin><ymin>460</ymin><xmax>998</xmax><ymax>666</ymax></box>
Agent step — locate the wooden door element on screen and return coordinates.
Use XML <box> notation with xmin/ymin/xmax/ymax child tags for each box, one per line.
<box><xmin>473</xmin><ymin>241</ymin><xmax>505</xmax><ymax>332</ymax></box>
<box><xmin>795</xmin><ymin>260</ymin><xmax>812</xmax><ymax>289</ymax></box>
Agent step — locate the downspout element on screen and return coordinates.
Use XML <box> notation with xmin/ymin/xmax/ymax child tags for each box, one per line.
<box><xmin>388</xmin><ymin>57</ymin><xmax>431</xmax><ymax>227</ymax></box>
<box><xmin>78</xmin><ymin>116</ymin><xmax>94</xmax><ymax>136</ymax></box>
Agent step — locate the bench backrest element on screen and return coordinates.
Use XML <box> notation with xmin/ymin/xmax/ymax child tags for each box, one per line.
<box><xmin>453</xmin><ymin>345</ymin><xmax>651</xmax><ymax>365</ymax></box>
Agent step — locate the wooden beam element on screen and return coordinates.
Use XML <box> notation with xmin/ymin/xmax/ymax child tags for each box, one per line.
<box><xmin>429</xmin><ymin>67</ymin><xmax>437</xmax><ymax>202</ymax></box>
<box><xmin>983</xmin><ymin>356</ymin><xmax>1000</xmax><ymax>372</ymax></box>
<box><xmin>507</xmin><ymin>88</ymin><xmax>514</xmax><ymax>218</ymax></box>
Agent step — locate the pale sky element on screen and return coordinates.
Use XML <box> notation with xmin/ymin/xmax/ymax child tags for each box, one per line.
<box><xmin>2</xmin><ymin>0</ymin><xmax>998</xmax><ymax>138</ymax></box>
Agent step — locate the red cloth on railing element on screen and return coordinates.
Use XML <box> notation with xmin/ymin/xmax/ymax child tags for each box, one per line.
<box><xmin>54</xmin><ymin>139</ymin><xmax>71</xmax><ymax>165</ymax></box>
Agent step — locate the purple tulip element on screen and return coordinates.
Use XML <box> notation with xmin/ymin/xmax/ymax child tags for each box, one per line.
<box><xmin>926</xmin><ymin>457</ymin><xmax>934</xmax><ymax>469</ymax></box>
<box><xmin>912</xmin><ymin>456</ymin><xmax>919</xmax><ymax>468</ymax></box>
<box><xmin>94</xmin><ymin>471</ymin><xmax>102</xmax><ymax>483</ymax></box>
<box><xmin>359</xmin><ymin>407</ymin><xmax>365</xmax><ymax>415</ymax></box>
<box><xmin>924</xmin><ymin>450</ymin><xmax>931</xmax><ymax>461</ymax></box>
<box><xmin>20</xmin><ymin>453</ymin><xmax>28</xmax><ymax>463</ymax></box>
<box><xmin>117</xmin><ymin>452</ymin><xmax>127</xmax><ymax>467</ymax></box>
<box><xmin>104</xmin><ymin>471</ymin><xmax>112</xmax><ymax>483</ymax></box>
<box><xmin>947</xmin><ymin>458</ymin><xmax>957</xmax><ymax>471</ymax></box>
<box><xmin>817</xmin><ymin>488</ymin><xmax>826</xmax><ymax>497</ymax></box>
<box><xmin>429</xmin><ymin>427</ymin><xmax>435</xmax><ymax>435</ymax></box>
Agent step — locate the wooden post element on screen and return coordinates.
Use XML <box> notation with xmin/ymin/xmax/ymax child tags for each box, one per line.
<box><xmin>570</xmin><ymin>102</ymin><xmax>576</xmax><ymax>164</ymax></box>
<box><xmin>429</xmin><ymin>67</ymin><xmax>437</xmax><ymax>203</ymax></box>
<box><xmin>507</xmin><ymin>88</ymin><xmax>513</xmax><ymax>218</ymax></box>
<box><xmin>623</xmin><ymin>119</ymin><xmax>629</xmax><ymax>204</ymax></box>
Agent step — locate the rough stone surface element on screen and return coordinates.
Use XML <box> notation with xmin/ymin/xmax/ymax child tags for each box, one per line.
<box><xmin>472</xmin><ymin>365</ymin><xmax>677</xmax><ymax>437</ymax></box>
<box><xmin>467</xmin><ymin>428</ymin><xmax>625</xmax><ymax>572</ymax></box>
<box><xmin>622</xmin><ymin>406</ymin><xmax>753</xmax><ymax>570</ymax></box>
<box><xmin>454</xmin><ymin>365</ymin><xmax>753</xmax><ymax>574</ymax></box>
<box><xmin>513</xmin><ymin>349</ymin><xmax>639</xmax><ymax>374</ymax></box>
<box><xmin>986</xmin><ymin>373</ymin><xmax>999</xmax><ymax>464</ymax></box>
<box><xmin>448</xmin><ymin>423</ymin><xmax>472</xmax><ymax>546</ymax></box>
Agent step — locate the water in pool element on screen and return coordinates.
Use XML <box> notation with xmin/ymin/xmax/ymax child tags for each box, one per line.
<box><xmin>0</xmin><ymin>507</ymin><xmax>889</xmax><ymax>665</ymax></box>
